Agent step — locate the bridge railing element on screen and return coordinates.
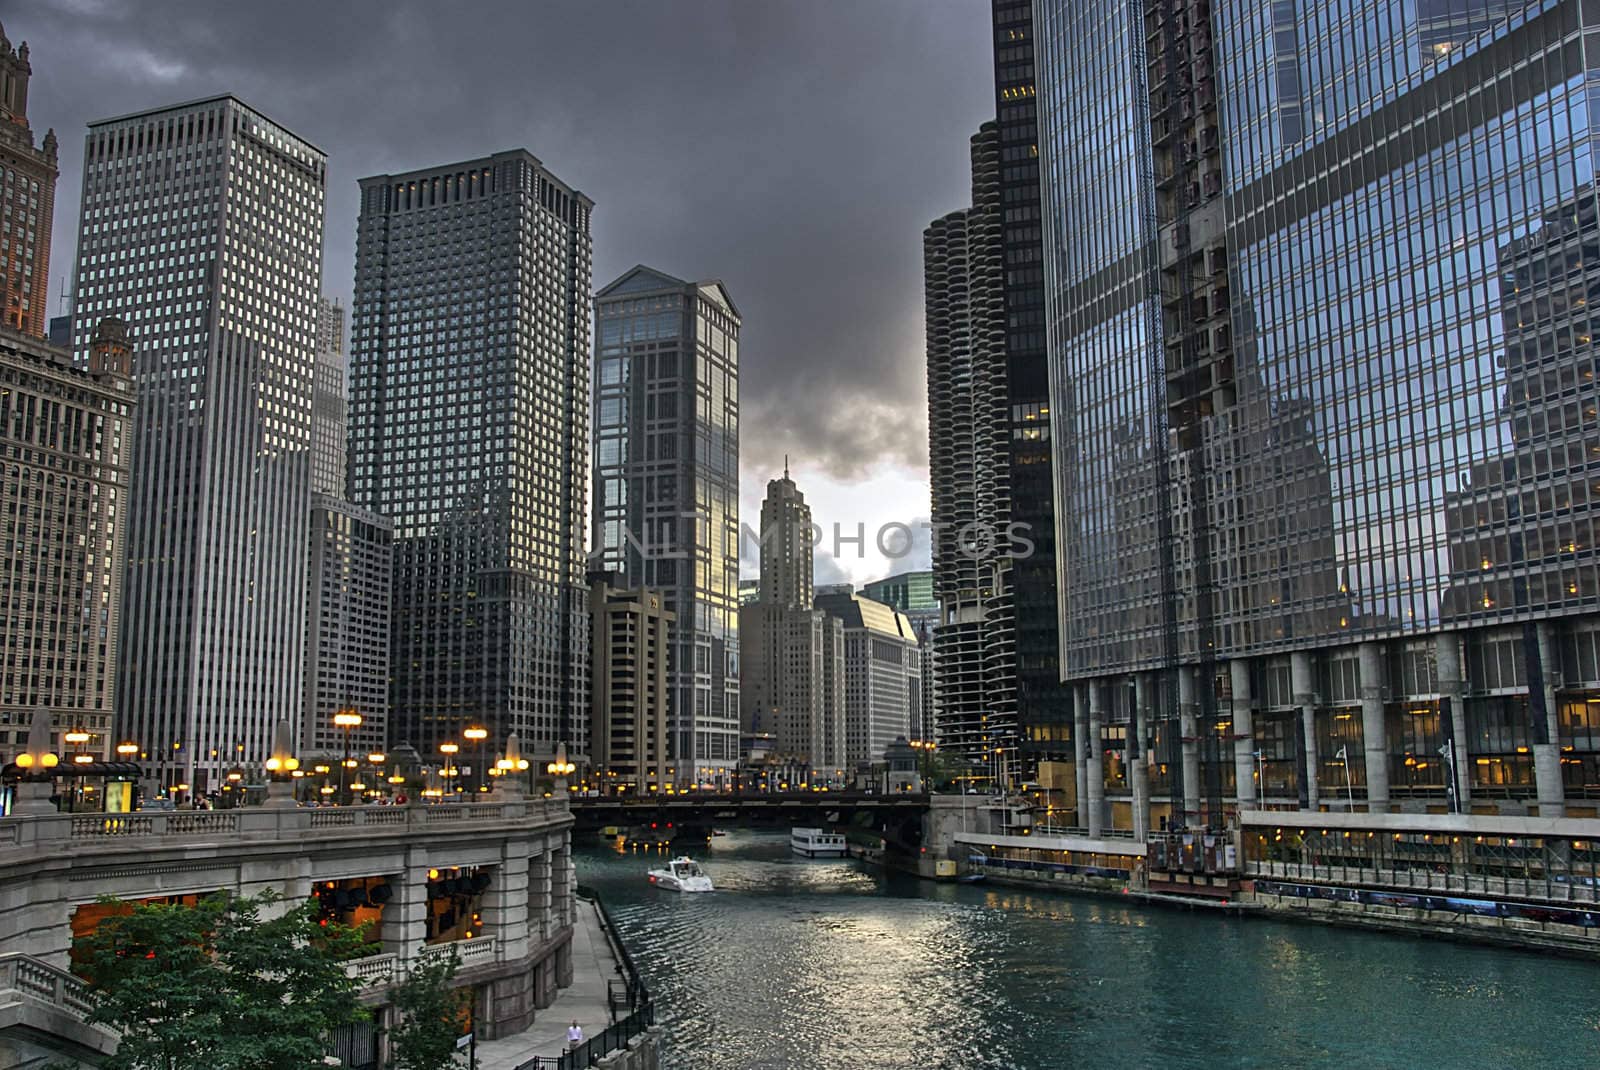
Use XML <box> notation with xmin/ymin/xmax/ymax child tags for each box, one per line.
<box><xmin>0</xmin><ymin>794</ymin><xmax>570</xmax><ymax>855</ymax></box>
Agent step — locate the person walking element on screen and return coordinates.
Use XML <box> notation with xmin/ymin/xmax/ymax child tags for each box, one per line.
<box><xmin>567</xmin><ymin>1020</ymin><xmax>584</xmax><ymax>1050</ymax></box>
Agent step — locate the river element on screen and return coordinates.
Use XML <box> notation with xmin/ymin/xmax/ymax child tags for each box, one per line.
<box><xmin>576</xmin><ymin>830</ymin><xmax>1599</xmax><ymax>1070</ymax></box>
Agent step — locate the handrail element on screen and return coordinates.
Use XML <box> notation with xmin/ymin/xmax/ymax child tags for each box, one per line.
<box><xmin>0</xmin><ymin>796</ymin><xmax>569</xmax><ymax>853</ymax></box>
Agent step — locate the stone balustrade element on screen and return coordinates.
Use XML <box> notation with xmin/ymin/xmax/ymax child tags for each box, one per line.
<box><xmin>3</xmin><ymin>797</ymin><xmax>564</xmax><ymax>852</ymax></box>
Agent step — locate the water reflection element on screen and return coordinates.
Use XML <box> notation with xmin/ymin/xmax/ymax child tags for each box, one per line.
<box><xmin>579</xmin><ymin>831</ymin><xmax>1598</xmax><ymax>1070</ymax></box>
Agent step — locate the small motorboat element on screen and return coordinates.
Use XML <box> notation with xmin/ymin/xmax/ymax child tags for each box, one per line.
<box><xmin>956</xmin><ymin>873</ymin><xmax>987</xmax><ymax>885</ymax></box>
<box><xmin>647</xmin><ymin>856</ymin><xmax>714</xmax><ymax>893</ymax></box>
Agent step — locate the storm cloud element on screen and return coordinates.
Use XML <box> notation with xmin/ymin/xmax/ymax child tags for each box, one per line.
<box><xmin>21</xmin><ymin>0</ymin><xmax>992</xmax><ymax>499</ymax></box>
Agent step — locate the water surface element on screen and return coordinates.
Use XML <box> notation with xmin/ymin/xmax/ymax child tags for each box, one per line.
<box><xmin>579</xmin><ymin>830</ymin><xmax>1600</xmax><ymax>1069</ymax></box>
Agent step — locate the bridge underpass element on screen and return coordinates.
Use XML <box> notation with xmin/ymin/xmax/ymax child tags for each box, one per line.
<box><xmin>567</xmin><ymin>792</ymin><xmax>931</xmax><ymax>859</ymax></box>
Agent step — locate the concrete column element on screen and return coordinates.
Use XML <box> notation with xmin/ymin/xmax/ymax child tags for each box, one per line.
<box><xmin>383</xmin><ymin>846</ymin><xmax>430</xmax><ymax>965</ymax></box>
<box><xmin>482</xmin><ymin>840</ymin><xmax>531</xmax><ymax>963</ymax></box>
<box><xmin>1359</xmin><ymin>642</ymin><xmax>1389</xmax><ymax>810</ymax></box>
<box><xmin>1534</xmin><ymin>622</ymin><xmax>1566</xmax><ymax>817</ymax></box>
<box><xmin>1073</xmin><ymin>684</ymin><xmax>1089</xmax><ymax>828</ymax></box>
<box><xmin>1230</xmin><ymin>659</ymin><xmax>1257</xmax><ymax>811</ymax></box>
<box><xmin>550</xmin><ymin>844</ymin><xmax>573</xmax><ymax>929</ymax></box>
<box><xmin>1292</xmin><ymin>651</ymin><xmax>1319</xmax><ymax>811</ymax></box>
<box><xmin>1131</xmin><ymin>673</ymin><xmax>1153</xmax><ymax>841</ymax></box>
<box><xmin>1177</xmin><ymin>666</ymin><xmax>1202</xmax><ymax>828</ymax></box>
<box><xmin>1436</xmin><ymin>632</ymin><xmax>1472</xmax><ymax>811</ymax></box>
<box><xmin>528</xmin><ymin>849</ymin><xmax>552</xmax><ymax>943</ymax></box>
<box><xmin>1086</xmin><ymin>681</ymin><xmax>1106</xmax><ymax>837</ymax></box>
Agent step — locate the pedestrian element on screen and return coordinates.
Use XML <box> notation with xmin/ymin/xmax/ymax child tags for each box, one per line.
<box><xmin>567</xmin><ymin>1020</ymin><xmax>584</xmax><ymax>1050</ymax></box>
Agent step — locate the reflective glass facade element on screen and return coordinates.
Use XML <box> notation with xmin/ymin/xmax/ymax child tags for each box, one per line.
<box><xmin>1041</xmin><ymin>0</ymin><xmax>1600</xmax><ymax>671</ymax></box>
<box><xmin>1037</xmin><ymin>0</ymin><xmax>1600</xmax><ymax>823</ymax></box>
<box><xmin>350</xmin><ymin>151</ymin><xmax>592</xmax><ymax>760</ymax></box>
<box><xmin>593</xmin><ymin>268</ymin><xmax>740</xmax><ymax>783</ymax></box>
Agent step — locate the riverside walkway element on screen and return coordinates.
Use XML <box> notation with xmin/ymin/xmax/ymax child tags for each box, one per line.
<box><xmin>476</xmin><ymin>896</ymin><xmax>622</xmax><ymax>1069</ymax></box>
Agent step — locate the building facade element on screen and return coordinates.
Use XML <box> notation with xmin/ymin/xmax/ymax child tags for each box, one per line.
<box><xmin>304</xmin><ymin>494</ymin><xmax>392</xmax><ymax>758</ymax></box>
<box><xmin>349</xmin><ymin>151</ymin><xmax>592</xmax><ymax>762</ymax></box>
<box><xmin>588</xmin><ymin>571</ymin><xmax>673</xmax><ymax>793</ymax></box>
<box><xmin>739</xmin><ymin>472</ymin><xmax>845</xmax><ymax>773</ymax></box>
<box><xmin>925</xmin><ymin>124</ymin><xmax>1018</xmax><ymax>768</ymax></box>
<box><xmin>0</xmin><ymin>322</ymin><xmax>132</xmax><ymax>765</ymax></box>
<box><xmin>72</xmin><ymin>96</ymin><xmax>325</xmax><ymax>792</ymax></box>
<box><xmin>311</xmin><ymin>297</ymin><xmax>347</xmax><ymax>498</ymax></box>
<box><xmin>816</xmin><ymin>591</ymin><xmax>922</xmax><ymax>766</ymax></box>
<box><xmin>592</xmin><ymin>266</ymin><xmax>740</xmax><ymax>786</ymax></box>
<box><xmin>861</xmin><ymin>569</ymin><xmax>936</xmax><ymax>618</ymax></box>
<box><xmin>1036</xmin><ymin>0</ymin><xmax>1600</xmax><ymax>835</ymax></box>
<box><xmin>0</xmin><ymin>22</ymin><xmax>55</xmax><ymax>338</ymax></box>
<box><xmin>990</xmin><ymin>0</ymin><xmax>1073</xmax><ymax>776</ymax></box>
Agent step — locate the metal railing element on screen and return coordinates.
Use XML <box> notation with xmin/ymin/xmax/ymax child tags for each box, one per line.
<box><xmin>514</xmin><ymin>887</ymin><xmax>654</xmax><ymax>1070</ymax></box>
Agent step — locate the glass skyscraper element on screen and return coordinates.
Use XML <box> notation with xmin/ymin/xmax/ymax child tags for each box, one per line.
<box><xmin>349</xmin><ymin>151</ymin><xmax>592</xmax><ymax>762</ymax></box>
<box><xmin>593</xmin><ymin>267</ymin><xmax>740</xmax><ymax>786</ymax></box>
<box><xmin>1037</xmin><ymin>0</ymin><xmax>1600</xmax><ymax>830</ymax></box>
<box><xmin>72</xmin><ymin>96</ymin><xmax>325</xmax><ymax>791</ymax></box>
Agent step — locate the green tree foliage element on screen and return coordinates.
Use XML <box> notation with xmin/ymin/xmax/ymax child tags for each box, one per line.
<box><xmin>386</xmin><ymin>945</ymin><xmax>467</xmax><ymax>1070</ymax></box>
<box><xmin>75</xmin><ymin>889</ymin><xmax>370</xmax><ymax>1070</ymax></box>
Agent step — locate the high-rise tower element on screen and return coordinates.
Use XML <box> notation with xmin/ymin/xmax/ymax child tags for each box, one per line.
<box><xmin>925</xmin><ymin>123</ymin><xmax>1016</xmax><ymax>767</ymax></box>
<box><xmin>349</xmin><ymin>151</ymin><xmax>592</xmax><ymax>762</ymax></box>
<box><xmin>72</xmin><ymin>96</ymin><xmax>326</xmax><ymax>791</ymax></box>
<box><xmin>0</xmin><ymin>21</ymin><xmax>57</xmax><ymax>337</ymax></box>
<box><xmin>758</xmin><ymin>465</ymin><xmax>813</xmax><ymax>608</ymax></box>
<box><xmin>593</xmin><ymin>266</ymin><xmax>741</xmax><ymax>786</ymax></box>
<box><xmin>1036</xmin><ymin>0</ymin><xmax>1600</xmax><ymax>836</ymax></box>
<box><xmin>311</xmin><ymin>297</ymin><xmax>346</xmax><ymax>497</ymax></box>
<box><xmin>739</xmin><ymin>472</ymin><xmax>845</xmax><ymax>774</ymax></box>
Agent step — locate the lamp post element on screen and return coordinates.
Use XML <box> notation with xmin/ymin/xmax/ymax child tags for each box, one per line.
<box><xmin>464</xmin><ymin>726</ymin><xmax>489</xmax><ymax>795</ymax></box>
<box><xmin>1336</xmin><ymin>745</ymin><xmax>1355</xmax><ymax>809</ymax></box>
<box><xmin>1253</xmin><ymin>748</ymin><xmax>1267</xmax><ymax>806</ymax></box>
<box><xmin>14</xmin><ymin>709</ymin><xmax>61</xmax><ymax>813</ymax></box>
<box><xmin>333</xmin><ymin>709</ymin><xmax>362</xmax><ymax>805</ymax></box>
<box><xmin>367</xmin><ymin>752</ymin><xmax>386</xmax><ymax>801</ymax></box>
<box><xmin>1439</xmin><ymin>740</ymin><xmax>1458</xmax><ymax>814</ymax></box>
<box><xmin>63</xmin><ymin>727</ymin><xmax>90</xmax><ymax>812</ymax></box>
<box><xmin>440</xmin><ymin>742</ymin><xmax>460</xmax><ymax>795</ymax></box>
<box><xmin>263</xmin><ymin>720</ymin><xmax>300</xmax><ymax>809</ymax></box>
<box><xmin>547</xmin><ymin>741</ymin><xmax>575</xmax><ymax>798</ymax></box>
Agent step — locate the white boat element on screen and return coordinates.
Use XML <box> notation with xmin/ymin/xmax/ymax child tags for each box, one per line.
<box><xmin>647</xmin><ymin>856</ymin><xmax>714</xmax><ymax>892</ymax></box>
<box><xmin>790</xmin><ymin>827</ymin><xmax>848</xmax><ymax>858</ymax></box>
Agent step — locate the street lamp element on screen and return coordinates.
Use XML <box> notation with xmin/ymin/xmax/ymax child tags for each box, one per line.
<box><xmin>547</xmin><ymin>741</ymin><xmax>575</xmax><ymax>798</ymax></box>
<box><xmin>333</xmin><ymin>709</ymin><xmax>362</xmax><ymax>805</ymax></box>
<box><xmin>263</xmin><ymin>721</ymin><xmax>301</xmax><ymax>809</ymax></box>
<box><xmin>1252</xmin><ymin>749</ymin><xmax>1267</xmax><ymax>806</ymax></box>
<box><xmin>464</xmin><ymin>726</ymin><xmax>489</xmax><ymax>794</ymax></box>
<box><xmin>440</xmin><ymin>742</ymin><xmax>460</xmax><ymax>794</ymax></box>
<box><xmin>63</xmin><ymin>727</ymin><xmax>91</xmax><ymax>812</ymax></box>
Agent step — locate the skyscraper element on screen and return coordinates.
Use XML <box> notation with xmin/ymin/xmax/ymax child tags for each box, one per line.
<box><xmin>0</xmin><ymin>321</ymin><xmax>133</xmax><ymax>767</ymax></box>
<box><xmin>593</xmin><ymin>266</ymin><xmax>740</xmax><ymax>786</ymax></box>
<box><xmin>739</xmin><ymin>472</ymin><xmax>845</xmax><ymax>774</ymax></box>
<box><xmin>303</xmin><ymin>494</ymin><xmax>391</xmax><ymax>760</ymax></box>
<box><xmin>990</xmin><ymin>0</ymin><xmax>1071</xmax><ymax>775</ymax></box>
<box><xmin>925</xmin><ymin>123</ymin><xmax>1017</xmax><ymax>767</ymax></box>
<box><xmin>73</xmin><ymin>96</ymin><xmax>325</xmax><ymax>792</ymax></box>
<box><xmin>815</xmin><ymin>591</ymin><xmax>923</xmax><ymax>766</ymax></box>
<box><xmin>1036</xmin><ymin>0</ymin><xmax>1600</xmax><ymax>834</ymax></box>
<box><xmin>588</xmin><ymin>570</ymin><xmax>673</xmax><ymax>793</ymax></box>
<box><xmin>349</xmin><ymin>151</ymin><xmax>593</xmax><ymax>762</ymax></box>
<box><xmin>0</xmin><ymin>21</ymin><xmax>56</xmax><ymax>338</ymax></box>
<box><xmin>310</xmin><ymin>297</ymin><xmax>346</xmax><ymax>497</ymax></box>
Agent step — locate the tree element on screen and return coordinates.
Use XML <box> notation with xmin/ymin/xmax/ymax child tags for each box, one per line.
<box><xmin>75</xmin><ymin>889</ymin><xmax>371</xmax><ymax>1070</ymax></box>
<box><xmin>386</xmin><ymin>946</ymin><xmax>468</xmax><ymax>1070</ymax></box>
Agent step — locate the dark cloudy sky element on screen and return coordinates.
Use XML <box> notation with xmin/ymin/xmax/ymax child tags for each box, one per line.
<box><xmin>14</xmin><ymin>0</ymin><xmax>993</xmax><ymax>585</ymax></box>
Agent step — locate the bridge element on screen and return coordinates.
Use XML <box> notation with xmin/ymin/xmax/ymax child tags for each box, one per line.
<box><xmin>567</xmin><ymin>790</ymin><xmax>930</xmax><ymax>850</ymax></box>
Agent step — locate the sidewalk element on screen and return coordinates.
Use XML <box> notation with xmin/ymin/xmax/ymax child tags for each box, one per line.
<box><xmin>475</xmin><ymin>898</ymin><xmax>624</xmax><ymax>1069</ymax></box>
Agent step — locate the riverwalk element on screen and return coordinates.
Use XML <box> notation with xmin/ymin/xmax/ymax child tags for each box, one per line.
<box><xmin>476</xmin><ymin>897</ymin><xmax>621</xmax><ymax>1069</ymax></box>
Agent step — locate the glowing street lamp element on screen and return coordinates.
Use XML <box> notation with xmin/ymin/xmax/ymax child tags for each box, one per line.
<box><xmin>546</xmin><ymin>741</ymin><xmax>576</xmax><ymax>798</ymax></box>
<box><xmin>463</xmin><ymin>726</ymin><xmax>489</xmax><ymax>794</ymax></box>
<box><xmin>333</xmin><ymin>709</ymin><xmax>363</xmax><ymax>805</ymax></box>
<box><xmin>440</xmin><ymin>742</ymin><xmax>461</xmax><ymax>792</ymax></box>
